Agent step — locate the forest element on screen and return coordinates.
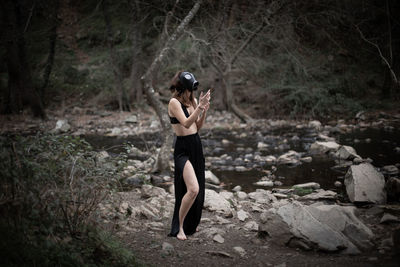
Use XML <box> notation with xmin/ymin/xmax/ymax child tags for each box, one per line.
<box><xmin>1</xmin><ymin>0</ymin><xmax>399</xmax><ymax>266</ymax></box>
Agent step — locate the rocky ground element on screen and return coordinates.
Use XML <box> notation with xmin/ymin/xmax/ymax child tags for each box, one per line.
<box><xmin>1</xmin><ymin>107</ymin><xmax>400</xmax><ymax>266</ymax></box>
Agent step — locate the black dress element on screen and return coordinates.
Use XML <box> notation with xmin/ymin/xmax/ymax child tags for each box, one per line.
<box><xmin>168</xmin><ymin>103</ymin><xmax>205</xmax><ymax>237</ymax></box>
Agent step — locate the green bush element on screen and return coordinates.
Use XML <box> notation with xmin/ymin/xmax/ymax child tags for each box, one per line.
<box><xmin>0</xmin><ymin>134</ymin><xmax>139</xmax><ymax>266</ymax></box>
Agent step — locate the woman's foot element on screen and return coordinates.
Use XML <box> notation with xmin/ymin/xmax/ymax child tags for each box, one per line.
<box><xmin>177</xmin><ymin>229</ymin><xmax>187</xmax><ymax>240</ymax></box>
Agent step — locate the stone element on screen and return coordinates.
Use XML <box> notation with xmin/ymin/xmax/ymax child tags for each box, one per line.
<box><xmin>215</xmin><ymin>215</ymin><xmax>231</xmax><ymax>224</ymax></box>
<box><xmin>244</xmin><ymin>221</ymin><xmax>258</xmax><ymax>231</ymax></box>
<box><xmin>265</xmin><ymin>155</ymin><xmax>277</xmax><ymax>165</ymax></box>
<box><xmin>381</xmin><ymin>165</ymin><xmax>399</xmax><ymax>176</ymax></box>
<box><xmin>336</xmin><ymin>146</ymin><xmax>361</xmax><ymax>160</ymax></box>
<box><xmin>204</xmin><ymin>189</ymin><xmax>233</xmax><ymax>216</ymax></box>
<box><xmin>292</xmin><ymin>182</ymin><xmax>320</xmax><ymax>190</ymax></box>
<box><xmin>162</xmin><ymin>242</ymin><xmax>174</xmax><ymax>255</ymax></box>
<box><xmin>119</xmin><ymin>202</ymin><xmax>130</xmax><ymax>213</ymax></box>
<box><xmin>380</xmin><ymin>213</ymin><xmax>400</xmax><ymax>224</ymax></box>
<box><xmin>125</xmin><ymin>115</ymin><xmax>138</xmax><ymax>123</ymax></box>
<box><xmin>277</xmin><ymin>150</ymin><xmax>300</xmax><ymax>165</ymax></box>
<box><xmin>141</xmin><ymin>184</ymin><xmax>167</xmax><ymax>199</ymax></box>
<box><xmin>258</xmin><ymin>201</ymin><xmax>374</xmax><ymax>254</ymax></box>
<box><xmin>257</xmin><ymin>142</ymin><xmax>269</xmax><ymax>150</ymax></box>
<box><xmin>353</xmin><ymin>157</ymin><xmax>364</xmax><ymax>164</ymax></box>
<box><xmin>232</xmin><ymin>185</ymin><xmax>242</xmax><ymax>192</ymax></box>
<box><xmin>205</xmin><ymin>251</ymin><xmax>232</xmax><ymax>258</ymax></box>
<box><xmin>110</xmin><ymin>127</ymin><xmax>122</xmax><ymax>136</ymax></box>
<box><xmin>309</xmin><ymin>120</ymin><xmax>322</xmax><ymax>130</ymax></box>
<box><xmin>344</xmin><ymin>163</ymin><xmax>386</xmax><ymax>204</ymax></box>
<box><xmin>237</xmin><ymin>209</ymin><xmax>249</xmax><ymax>222</ymax></box>
<box><xmin>236</xmin><ymin>191</ymin><xmax>248</xmax><ymax>200</ymax></box>
<box><xmin>334</xmin><ymin>181</ymin><xmax>342</xmax><ymax>187</ymax></box>
<box><xmin>205</xmin><ymin>170</ymin><xmax>221</xmax><ymax>185</ymax></box>
<box><xmin>235</xmin><ymin>166</ymin><xmax>247</xmax><ymax>172</ymax></box>
<box><xmin>126</xmin><ymin>173</ymin><xmax>150</xmax><ymax>186</ymax></box>
<box><xmin>205</xmin><ymin>182</ymin><xmax>222</xmax><ymax>192</ymax></box>
<box><xmin>298</xmin><ymin>189</ymin><xmax>337</xmax><ymax>200</ymax></box>
<box><xmin>273</xmin><ymin>193</ymin><xmax>288</xmax><ymax>199</ymax></box>
<box><xmin>233</xmin><ymin>246</ymin><xmax>246</xmax><ymax>257</ymax></box>
<box><xmin>54</xmin><ymin>119</ymin><xmax>71</xmax><ymax>133</ymax></box>
<box><xmin>310</xmin><ymin>141</ymin><xmax>340</xmax><ymax>154</ymax></box>
<box><xmin>213</xmin><ymin>234</ymin><xmax>225</xmax><ymax>243</ymax></box>
<box><xmin>300</xmin><ymin>157</ymin><xmax>312</xmax><ymax>163</ymax></box>
<box><xmin>254</xmin><ymin>180</ymin><xmax>274</xmax><ymax>187</ymax></box>
<box><xmin>248</xmin><ymin>189</ymin><xmax>277</xmax><ymax>204</ymax></box>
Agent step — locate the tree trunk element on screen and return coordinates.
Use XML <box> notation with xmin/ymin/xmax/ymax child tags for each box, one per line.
<box><xmin>1</xmin><ymin>0</ymin><xmax>45</xmax><ymax>118</ymax></box>
<box><xmin>102</xmin><ymin>0</ymin><xmax>130</xmax><ymax>112</ymax></box>
<box><xmin>141</xmin><ymin>0</ymin><xmax>202</xmax><ymax>174</ymax></box>
<box><xmin>40</xmin><ymin>0</ymin><xmax>60</xmax><ymax>101</ymax></box>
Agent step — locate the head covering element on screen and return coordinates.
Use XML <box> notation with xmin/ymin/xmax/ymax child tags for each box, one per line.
<box><xmin>179</xmin><ymin>71</ymin><xmax>199</xmax><ymax>91</ymax></box>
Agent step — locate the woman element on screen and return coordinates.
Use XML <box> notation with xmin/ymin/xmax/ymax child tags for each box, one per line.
<box><xmin>168</xmin><ymin>71</ymin><xmax>211</xmax><ymax>240</ymax></box>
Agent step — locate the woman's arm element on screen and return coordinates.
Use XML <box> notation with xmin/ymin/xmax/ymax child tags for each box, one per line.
<box><xmin>196</xmin><ymin>99</ymin><xmax>208</xmax><ymax>130</ymax></box>
<box><xmin>169</xmin><ymin>98</ymin><xmax>203</xmax><ymax>129</ymax></box>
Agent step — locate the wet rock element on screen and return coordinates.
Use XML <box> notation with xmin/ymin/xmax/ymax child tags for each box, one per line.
<box><xmin>204</xmin><ymin>189</ymin><xmax>233</xmax><ymax>216</ymax></box>
<box><xmin>54</xmin><ymin>119</ymin><xmax>71</xmax><ymax>133</ymax></box>
<box><xmin>380</xmin><ymin>213</ymin><xmax>400</xmax><ymax>224</ymax></box>
<box><xmin>213</xmin><ymin>234</ymin><xmax>225</xmax><ymax>243</ymax></box>
<box><xmin>344</xmin><ymin>163</ymin><xmax>386</xmax><ymax>204</ymax></box>
<box><xmin>381</xmin><ymin>165</ymin><xmax>399</xmax><ymax>176</ymax></box>
<box><xmin>205</xmin><ymin>170</ymin><xmax>221</xmax><ymax>185</ymax></box>
<box><xmin>310</xmin><ymin>141</ymin><xmax>340</xmax><ymax>154</ymax></box>
<box><xmin>237</xmin><ymin>209</ymin><xmax>249</xmax><ymax>222</ymax></box>
<box><xmin>292</xmin><ymin>182</ymin><xmax>320</xmax><ymax>190</ymax></box>
<box><xmin>233</xmin><ymin>246</ymin><xmax>246</xmax><ymax>257</ymax></box>
<box><xmin>258</xmin><ymin>201</ymin><xmax>374</xmax><ymax>254</ymax></box>
<box><xmin>386</xmin><ymin>177</ymin><xmax>400</xmax><ymax>201</ymax></box>
<box><xmin>335</xmin><ymin>145</ymin><xmax>361</xmax><ymax>160</ymax></box>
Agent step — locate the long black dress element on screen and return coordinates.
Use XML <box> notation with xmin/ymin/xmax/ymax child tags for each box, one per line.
<box><xmin>168</xmin><ymin>103</ymin><xmax>205</xmax><ymax>237</ymax></box>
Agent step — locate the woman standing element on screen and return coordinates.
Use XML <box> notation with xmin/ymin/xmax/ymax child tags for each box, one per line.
<box><xmin>168</xmin><ymin>71</ymin><xmax>211</xmax><ymax>240</ymax></box>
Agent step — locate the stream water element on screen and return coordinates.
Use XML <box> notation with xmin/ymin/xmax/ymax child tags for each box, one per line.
<box><xmin>84</xmin><ymin>124</ymin><xmax>400</xmax><ymax>194</ymax></box>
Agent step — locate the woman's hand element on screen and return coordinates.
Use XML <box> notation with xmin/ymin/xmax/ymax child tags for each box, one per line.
<box><xmin>198</xmin><ymin>89</ymin><xmax>210</xmax><ymax>110</ymax></box>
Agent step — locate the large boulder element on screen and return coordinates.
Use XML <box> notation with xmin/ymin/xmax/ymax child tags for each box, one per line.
<box><xmin>310</xmin><ymin>141</ymin><xmax>340</xmax><ymax>154</ymax></box>
<box><xmin>258</xmin><ymin>201</ymin><xmax>374</xmax><ymax>254</ymax></box>
<box><xmin>344</xmin><ymin>163</ymin><xmax>386</xmax><ymax>204</ymax></box>
<box><xmin>204</xmin><ymin>189</ymin><xmax>233</xmax><ymax>216</ymax></box>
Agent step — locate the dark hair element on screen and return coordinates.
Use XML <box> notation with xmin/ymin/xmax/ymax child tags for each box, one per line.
<box><xmin>169</xmin><ymin>71</ymin><xmax>185</xmax><ymax>94</ymax></box>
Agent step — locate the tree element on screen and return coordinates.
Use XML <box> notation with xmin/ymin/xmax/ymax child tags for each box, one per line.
<box><xmin>141</xmin><ymin>0</ymin><xmax>202</xmax><ymax>174</ymax></box>
<box><xmin>0</xmin><ymin>0</ymin><xmax>46</xmax><ymax>118</ymax></box>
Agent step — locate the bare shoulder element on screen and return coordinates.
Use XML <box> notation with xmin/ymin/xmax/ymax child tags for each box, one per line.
<box><xmin>169</xmin><ymin>98</ymin><xmax>179</xmax><ymax>106</ymax></box>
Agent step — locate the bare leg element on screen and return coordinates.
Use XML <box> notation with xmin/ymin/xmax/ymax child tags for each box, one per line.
<box><xmin>177</xmin><ymin>160</ymin><xmax>199</xmax><ymax>241</ymax></box>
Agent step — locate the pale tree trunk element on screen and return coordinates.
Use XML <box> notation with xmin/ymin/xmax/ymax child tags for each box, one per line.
<box><xmin>102</xmin><ymin>0</ymin><xmax>130</xmax><ymax>111</ymax></box>
<box><xmin>141</xmin><ymin>0</ymin><xmax>202</xmax><ymax>174</ymax></box>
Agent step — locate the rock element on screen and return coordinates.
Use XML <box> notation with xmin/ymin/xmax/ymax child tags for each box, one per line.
<box><xmin>205</xmin><ymin>170</ymin><xmax>221</xmax><ymax>185</ymax></box>
<box><xmin>258</xmin><ymin>201</ymin><xmax>374</xmax><ymax>254</ymax></box>
<box><xmin>237</xmin><ymin>209</ymin><xmax>249</xmax><ymax>222</ymax></box>
<box><xmin>257</xmin><ymin>142</ymin><xmax>269</xmax><ymax>150</ymax></box>
<box><xmin>298</xmin><ymin>189</ymin><xmax>337</xmax><ymax>200</ymax></box>
<box><xmin>232</xmin><ymin>185</ymin><xmax>242</xmax><ymax>192</ymax></box>
<box><xmin>380</xmin><ymin>213</ymin><xmax>400</xmax><ymax>224</ymax></box>
<box><xmin>110</xmin><ymin>127</ymin><xmax>122</xmax><ymax>136</ymax></box>
<box><xmin>353</xmin><ymin>157</ymin><xmax>364</xmax><ymax>164</ymax></box>
<box><xmin>248</xmin><ymin>189</ymin><xmax>277</xmax><ymax>204</ymax></box>
<box><xmin>244</xmin><ymin>221</ymin><xmax>258</xmax><ymax>231</ymax></box>
<box><xmin>309</xmin><ymin>120</ymin><xmax>322</xmax><ymax>130</ymax></box>
<box><xmin>205</xmin><ymin>251</ymin><xmax>232</xmax><ymax>258</ymax></box>
<box><xmin>273</xmin><ymin>193</ymin><xmax>288</xmax><ymax>199</ymax></box>
<box><xmin>126</xmin><ymin>173</ymin><xmax>150</xmax><ymax>186</ymax></box>
<box><xmin>386</xmin><ymin>177</ymin><xmax>400</xmax><ymax>200</ymax></box>
<box><xmin>213</xmin><ymin>234</ymin><xmax>225</xmax><ymax>243</ymax></box>
<box><xmin>344</xmin><ymin>163</ymin><xmax>386</xmax><ymax>204</ymax></box>
<box><xmin>236</xmin><ymin>191</ymin><xmax>248</xmax><ymax>200</ymax></box>
<box><xmin>54</xmin><ymin>119</ymin><xmax>71</xmax><ymax>133</ymax></box>
<box><xmin>96</xmin><ymin>151</ymin><xmax>110</xmax><ymax>162</ymax></box>
<box><xmin>205</xmin><ymin>182</ymin><xmax>222</xmax><ymax>192</ymax></box>
<box><xmin>233</xmin><ymin>246</ymin><xmax>246</xmax><ymax>257</ymax></box>
<box><xmin>277</xmin><ymin>151</ymin><xmax>301</xmax><ymax>165</ymax></box>
<box><xmin>310</xmin><ymin>141</ymin><xmax>340</xmax><ymax>154</ymax></box>
<box><xmin>125</xmin><ymin>115</ymin><xmax>138</xmax><ymax>123</ymax></box>
<box><xmin>292</xmin><ymin>182</ymin><xmax>320</xmax><ymax>190</ymax></box>
<box><xmin>141</xmin><ymin>184</ymin><xmax>167</xmax><ymax>199</ymax></box>
<box><xmin>265</xmin><ymin>155</ymin><xmax>277</xmax><ymax>165</ymax></box>
<box><xmin>395</xmin><ymin>147</ymin><xmax>400</xmax><ymax>154</ymax></box>
<box><xmin>254</xmin><ymin>180</ymin><xmax>274</xmax><ymax>187</ymax></box>
<box><xmin>334</xmin><ymin>181</ymin><xmax>342</xmax><ymax>187</ymax></box>
<box><xmin>119</xmin><ymin>202</ymin><xmax>130</xmax><ymax>213</ymax></box>
<box><xmin>381</xmin><ymin>165</ymin><xmax>399</xmax><ymax>176</ymax></box>
<box><xmin>204</xmin><ymin>189</ymin><xmax>233</xmax><ymax>216</ymax></box>
<box><xmin>336</xmin><ymin>146</ymin><xmax>361</xmax><ymax>160</ymax></box>
<box><xmin>235</xmin><ymin>166</ymin><xmax>247</xmax><ymax>172</ymax></box>
<box><xmin>215</xmin><ymin>215</ymin><xmax>231</xmax><ymax>224</ymax></box>
<box><xmin>162</xmin><ymin>242</ymin><xmax>174</xmax><ymax>255</ymax></box>
<box><xmin>355</xmin><ymin>111</ymin><xmax>366</xmax><ymax>120</ymax></box>
<box><xmin>300</xmin><ymin>157</ymin><xmax>312</xmax><ymax>163</ymax></box>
